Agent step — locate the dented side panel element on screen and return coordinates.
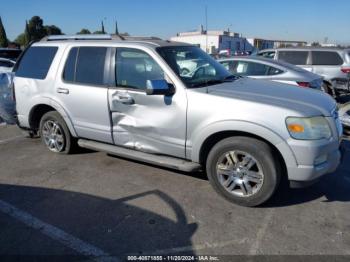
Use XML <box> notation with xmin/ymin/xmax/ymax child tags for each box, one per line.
<box><xmin>108</xmin><ymin>88</ymin><xmax>187</xmax><ymax>158</ymax></box>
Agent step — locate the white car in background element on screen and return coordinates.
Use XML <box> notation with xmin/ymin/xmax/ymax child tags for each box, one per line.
<box><xmin>0</xmin><ymin>58</ymin><xmax>15</xmax><ymax>73</ymax></box>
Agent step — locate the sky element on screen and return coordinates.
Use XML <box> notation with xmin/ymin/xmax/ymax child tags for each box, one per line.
<box><xmin>1</xmin><ymin>0</ymin><xmax>349</xmax><ymax>44</ymax></box>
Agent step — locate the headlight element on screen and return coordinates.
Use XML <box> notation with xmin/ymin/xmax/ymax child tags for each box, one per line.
<box><xmin>286</xmin><ymin>116</ymin><xmax>331</xmax><ymax>140</ymax></box>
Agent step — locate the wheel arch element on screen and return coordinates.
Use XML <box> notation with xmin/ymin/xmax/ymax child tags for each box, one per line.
<box><xmin>28</xmin><ymin>101</ymin><xmax>77</xmax><ymax>137</ymax></box>
<box><xmin>190</xmin><ymin>121</ymin><xmax>297</xmax><ymax>177</ymax></box>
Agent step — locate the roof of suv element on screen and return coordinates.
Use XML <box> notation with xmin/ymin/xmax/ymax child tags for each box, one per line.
<box><xmin>34</xmin><ymin>34</ymin><xmax>192</xmax><ymax>49</ymax></box>
<box><xmin>260</xmin><ymin>47</ymin><xmax>350</xmax><ymax>53</ymax></box>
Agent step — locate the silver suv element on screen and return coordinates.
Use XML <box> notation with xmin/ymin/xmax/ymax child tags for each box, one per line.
<box><xmin>257</xmin><ymin>48</ymin><xmax>350</xmax><ymax>98</ymax></box>
<box><xmin>13</xmin><ymin>35</ymin><xmax>343</xmax><ymax>206</ymax></box>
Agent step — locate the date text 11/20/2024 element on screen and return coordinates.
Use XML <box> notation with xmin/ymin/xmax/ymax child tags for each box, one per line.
<box><xmin>127</xmin><ymin>255</ymin><xmax>219</xmax><ymax>261</ymax></box>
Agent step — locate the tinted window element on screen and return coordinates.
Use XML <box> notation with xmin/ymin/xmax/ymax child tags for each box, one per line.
<box><xmin>225</xmin><ymin>60</ymin><xmax>283</xmax><ymax>76</ymax></box>
<box><xmin>63</xmin><ymin>47</ymin><xmax>78</xmax><ymax>82</ymax></box>
<box><xmin>15</xmin><ymin>46</ymin><xmax>58</xmax><ymax>79</ymax></box>
<box><xmin>267</xmin><ymin>66</ymin><xmax>284</xmax><ymax>75</ymax></box>
<box><xmin>0</xmin><ymin>49</ymin><xmax>22</xmax><ymax>60</ymax></box>
<box><xmin>75</xmin><ymin>47</ymin><xmax>107</xmax><ymax>85</ymax></box>
<box><xmin>311</xmin><ymin>51</ymin><xmax>343</xmax><ymax>65</ymax></box>
<box><xmin>278</xmin><ymin>51</ymin><xmax>308</xmax><ymax>65</ymax></box>
<box><xmin>258</xmin><ymin>51</ymin><xmax>275</xmax><ymax>59</ymax></box>
<box><xmin>116</xmin><ymin>48</ymin><xmax>164</xmax><ymax>90</ymax></box>
<box><xmin>220</xmin><ymin>61</ymin><xmax>238</xmax><ymax>73</ymax></box>
<box><xmin>235</xmin><ymin>61</ymin><xmax>269</xmax><ymax>76</ymax></box>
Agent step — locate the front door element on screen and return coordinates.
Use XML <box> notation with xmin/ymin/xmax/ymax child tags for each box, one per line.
<box><xmin>108</xmin><ymin>47</ymin><xmax>187</xmax><ymax>158</ymax></box>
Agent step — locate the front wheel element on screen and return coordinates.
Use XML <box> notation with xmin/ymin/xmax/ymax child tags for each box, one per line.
<box><xmin>39</xmin><ymin>111</ymin><xmax>75</xmax><ymax>154</ymax></box>
<box><xmin>206</xmin><ymin>136</ymin><xmax>280</xmax><ymax>207</ymax></box>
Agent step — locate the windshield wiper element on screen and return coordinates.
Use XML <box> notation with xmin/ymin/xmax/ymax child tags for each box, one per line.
<box><xmin>189</xmin><ymin>75</ymin><xmax>239</xmax><ymax>88</ymax></box>
<box><xmin>190</xmin><ymin>79</ymin><xmax>224</xmax><ymax>88</ymax></box>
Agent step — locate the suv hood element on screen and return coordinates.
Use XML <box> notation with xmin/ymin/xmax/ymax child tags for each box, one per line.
<box><xmin>204</xmin><ymin>78</ymin><xmax>336</xmax><ymax>116</ymax></box>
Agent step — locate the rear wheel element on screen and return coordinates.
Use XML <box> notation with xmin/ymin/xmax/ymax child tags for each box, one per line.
<box><xmin>39</xmin><ymin>111</ymin><xmax>75</xmax><ymax>154</ymax></box>
<box><xmin>206</xmin><ymin>136</ymin><xmax>280</xmax><ymax>207</ymax></box>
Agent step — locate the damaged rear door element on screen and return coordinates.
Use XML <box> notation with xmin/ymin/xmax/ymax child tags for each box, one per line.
<box><xmin>108</xmin><ymin>47</ymin><xmax>187</xmax><ymax>158</ymax></box>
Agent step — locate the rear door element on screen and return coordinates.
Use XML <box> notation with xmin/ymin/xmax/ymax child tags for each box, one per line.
<box><xmin>55</xmin><ymin>46</ymin><xmax>113</xmax><ymax>143</ymax></box>
<box><xmin>108</xmin><ymin>47</ymin><xmax>187</xmax><ymax>158</ymax></box>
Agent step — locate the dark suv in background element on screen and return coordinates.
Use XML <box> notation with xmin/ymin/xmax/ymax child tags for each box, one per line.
<box><xmin>257</xmin><ymin>48</ymin><xmax>350</xmax><ymax>99</ymax></box>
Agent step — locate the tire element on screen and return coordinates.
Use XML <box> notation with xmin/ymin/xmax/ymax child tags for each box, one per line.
<box><xmin>39</xmin><ymin>111</ymin><xmax>75</xmax><ymax>154</ymax></box>
<box><xmin>206</xmin><ymin>136</ymin><xmax>280</xmax><ymax>207</ymax></box>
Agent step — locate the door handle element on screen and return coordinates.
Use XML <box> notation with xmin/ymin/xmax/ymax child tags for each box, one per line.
<box><xmin>57</xmin><ymin>88</ymin><xmax>69</xmax><ymax>94</ymax></box>
<box><xmin>113</xmin><ymin>92</ymin><xmax>134</xmax><ymax>105</ymax></box>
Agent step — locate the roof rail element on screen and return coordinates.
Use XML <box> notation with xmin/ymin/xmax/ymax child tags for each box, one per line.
<box><xmin>41</xmin><ymin>34</ymin><xmax>163</xmax><ymax>42</ymax></box>
<box><xmin>42</xmin><ymin>34</ymin><xmax>114</xmax><ymax>41</ymax></box>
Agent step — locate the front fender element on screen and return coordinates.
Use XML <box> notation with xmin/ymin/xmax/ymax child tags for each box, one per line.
<box><xmin>189</xmin><ymin>120</ymin><xmax>297</xmax><ymax>169</ymax></box>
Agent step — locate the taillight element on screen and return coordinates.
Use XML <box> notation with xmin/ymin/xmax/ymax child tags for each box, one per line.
<box><xmin>341</xmin><ymin>67</ymin><xmax>350</xmax><ymax>74</ymax></box>
<box><xmin>297</xmin><ymin>82</ymin><xmax>310</xmax><ymax>88</ymax></box>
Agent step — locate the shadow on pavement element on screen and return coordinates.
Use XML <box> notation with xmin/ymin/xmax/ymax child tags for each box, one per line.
<box><xmin>0</xmin><ymin>185</ymin><xmax>197</xmax><ymax>259</ymax></box>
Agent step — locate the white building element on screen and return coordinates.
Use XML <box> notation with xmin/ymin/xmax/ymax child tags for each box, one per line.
<box><xmin>170</xmin><ymin>28</ymin><xmax>252</xmax><ymax>54</ymax></box>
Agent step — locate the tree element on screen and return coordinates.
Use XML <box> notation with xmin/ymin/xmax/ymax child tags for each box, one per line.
<box><xmin>44</xmin><ymin>25</ymin><xmax>63</xmax><ymax>35</ymax></box>
<box><xmin>93</xmin><ymin>30</ymin><xmax>104</xmax><ymax>34</ymax></box>
<box><xmin>24</xmin><ymin>20</ymin><xmax>30</xmax><ymax>45</ymax></box>
<box><xmin>27</xmin><ymin>16</ymin><xmax>46</xmax><ymax>41</ymax></box>
<box><xmin>14</xmin><ymin>33</ymin><xmax>26</xmax><ymax>46</ymax></box>
<box><xmin>311</xmin><ymin>42</ymin><xmax>320</xmax><ymax>47</ymax></box>
<box><xmin>77</xmin><ymin>28</ymin><xmax>91</xmax><ymax>34</ymax></box>
<box><xmin>101</xmin><ymin>21</ymin><xmax>105</xmax><ymax>34</ymax></box>
<box><xmin>115</xmin><ymin>21</ymin><xmax>119</xmax><ymax>35</ymax></box>
<box><xmin>0</xmin><ymin>16</ymin><xmax>8</xmax><ymax>47</ymax></box>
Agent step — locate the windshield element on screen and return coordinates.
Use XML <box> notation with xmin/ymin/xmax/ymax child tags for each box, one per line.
<box><xmin>156</xmin><ymin>46</ymin><xmax>236</xmax><ymax>88</ymax></box>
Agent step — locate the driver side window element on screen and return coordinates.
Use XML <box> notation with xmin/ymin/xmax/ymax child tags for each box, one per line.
<box><xmin>116</xmin><ymin>48</ymin><xmax>165</xmax><ymax>90</ymax></box>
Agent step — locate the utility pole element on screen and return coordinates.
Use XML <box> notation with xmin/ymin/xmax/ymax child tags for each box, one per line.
<box><xmin>115</xmin><ymin>20</ymin><xmax>119</xmax><ymax>35</ymax></box>
<box><xmin>205</xmin><ymin>5</ymin><xmax>208</xmax><ymax>53</ymax></box>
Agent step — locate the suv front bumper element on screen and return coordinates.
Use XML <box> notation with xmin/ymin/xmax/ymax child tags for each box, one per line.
<box><xmin>287</xmin><ymin>141</ymin><xmax>343</xmax><ymax>188</ymax></box>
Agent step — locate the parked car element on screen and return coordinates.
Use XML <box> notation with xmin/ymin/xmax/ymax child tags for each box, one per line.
<box><xmin>0</xmin><ymin>48</ymin><xmax>22</xmax><ymax>61</ymax></box>
<box><xmin>257</xmin><ymin>48</ymin><xmax>350</xmax><ymax>98</ymax></box>
<box><xmin>218</xmin><ymin>56</ymin><xmax>323</xmax><ymax>90</ymax></box>
<box><xmin>0</xmin><ymin>72</ymin><xmax>16</xmax><ymax>124</ymax></box>
<box><xmin>339</xmin><ymin>102</ymin><xmax>350</xmax><ymax>135</ymax></box>
<box><xmin>13</xmin><ymin>35</ymin><xmax>343</xmax><ymax>206</ymax></box>
<box><xmin>0</xmin><ymin>58</ymin><xmax>15</xmax><ymax>73</ymax></box>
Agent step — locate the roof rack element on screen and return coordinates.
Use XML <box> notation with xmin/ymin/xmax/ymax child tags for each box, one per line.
<box><xmin>41</xmin><ymin>34</ymin><xmax>162</xmax><ymax>42</ymax></box>
<box><xmin>42</xmin><ymin>34</ymin><xmax>114</xmax><ymax>41</ymax></box>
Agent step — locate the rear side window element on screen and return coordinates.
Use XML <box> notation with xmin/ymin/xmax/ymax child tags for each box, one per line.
<box><xmin>15</xmin><ymin>46</ymin><xmax>58</xmax><ymax>79</ymax></box>
<box><xmin>278</xmin><ymin>51</ymin><xmax>308</xmax><ymax>65</ymax></box>
<box><xmin>63</xmin><ymin>47</ymin><xmax>107</xmax><ymax>86</ymax></box>
<box><xmin>258</xmin><ymin>51</ymin><xmax>276</xmax><ymax>59</ymax></box>
<box><xmin>311</xmin><ymin>51</ymin><xmax>343</xmax><ymax>65</ymax></box>
<box><xmin>63</xmin><ymin>47</ymin><xmax>78</xmax><ymax>82</ymax></box>
<box><xmin>227</xmin><ymin>60</ymin><xmax>284</xmax><ymax>76</ymax></box>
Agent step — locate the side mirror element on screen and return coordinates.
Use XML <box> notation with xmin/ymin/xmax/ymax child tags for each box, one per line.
<box><xmin>146</xmin><ymin>79</ymin><xmax>175</xmax><ymax>96</ymax></box>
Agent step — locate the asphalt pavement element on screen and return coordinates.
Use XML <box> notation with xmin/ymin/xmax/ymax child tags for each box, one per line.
<box><xmin>0</xmin><ymin>125</ymin><xmax>349</xmax><ymax>261</ymax></box>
